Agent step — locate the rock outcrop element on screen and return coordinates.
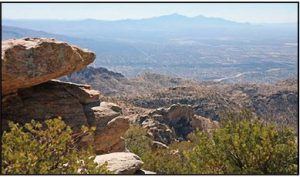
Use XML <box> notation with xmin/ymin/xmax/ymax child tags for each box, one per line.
<box><xmin>2</xmin><ymin>38</ymin><xmax>95</xmax><ymax>95</ymax></box>
<box><xmin>83</xmin><ymin>101</ymin><xmax>129</xmax><ymax>154</ymax></box>
<box><xmin>94</xmin><ymin>152</ymin><xmax>143</xmax><ymax>174</ymax></box>
<box><xmin>2</xmin><ymin>38</ymin><xmax>129</xmax><ymax>154</ymax></box>
<box><xmin>133</xmin><ymin>104</ymin><xmax>219</xmax><ymax>144</ymax></box>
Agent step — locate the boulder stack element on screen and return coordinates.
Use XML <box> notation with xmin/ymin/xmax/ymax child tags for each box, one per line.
<box><xmin>2</xmin><ymin>38</ymin><xmax>129</xmax><ymax>154</ymax></box>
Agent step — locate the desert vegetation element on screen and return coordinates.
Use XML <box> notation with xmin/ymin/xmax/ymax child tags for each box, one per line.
<box><xmin>1</xmin><ymin>118</ymin><xmax>110</xmax><ymax>174</ymax></box>
<box><xmin>125</xmin><ymin>111</ymin><xmax>298</xmax><ymax>174</ymax></box>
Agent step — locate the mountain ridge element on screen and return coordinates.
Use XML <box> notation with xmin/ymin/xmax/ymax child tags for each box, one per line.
<box><xmin>4</xmin><ymin>13</ymin><xmax>297</xmax><ymax>25</ymax></box>
<box><xmin>3</xmin><ymin>13</ymin><xmax>243</xmax><ymax>24</ymax></box>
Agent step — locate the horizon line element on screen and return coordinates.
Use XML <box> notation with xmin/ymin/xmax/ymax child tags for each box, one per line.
<box><xmin>2</xmin><ymin>13</ymin><xmax>298</xmax><ymax>24</ymax></box>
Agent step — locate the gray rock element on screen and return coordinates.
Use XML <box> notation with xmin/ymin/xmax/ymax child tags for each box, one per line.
<box><xmin>94</xmin><ymin>152</ymin><xmax>143</xmax><ymax>174</ymax></box>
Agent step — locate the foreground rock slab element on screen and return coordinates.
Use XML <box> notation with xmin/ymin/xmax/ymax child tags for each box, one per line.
<box><xmin>2</xmin><ymin>38</ymin><xmax>95</xmax><ymax>95</ymax></box>
<box><xmin>94</xmin><ymin>152</ymin><xmax>143</xmax><ymax>174</ymax></box>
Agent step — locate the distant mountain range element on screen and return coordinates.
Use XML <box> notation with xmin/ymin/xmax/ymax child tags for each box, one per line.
<box><xmin>2</xmin><ymin>14</ymin><xmax>297</xmax><ymax>83</ymax></box>
<box><xmin>3</xmin><ymin>14</ymin><xmax>296</xmax><ymax>42</ymax></box>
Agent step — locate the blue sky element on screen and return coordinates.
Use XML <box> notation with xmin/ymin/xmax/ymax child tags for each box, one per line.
<box><xmin>2</xmin><ymin>3</ymin><xmax>298</xmax><ymax>23</ymax></box>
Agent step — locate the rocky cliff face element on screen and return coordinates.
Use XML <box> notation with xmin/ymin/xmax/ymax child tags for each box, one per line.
<box><xmin>2</xmin><ymin>38</ymin><xmax>129</xmax><ymax>155</ymax></box>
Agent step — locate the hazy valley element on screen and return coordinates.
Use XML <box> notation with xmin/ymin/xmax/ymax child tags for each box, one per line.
<box><xmin>3</xmin><ymin>14</ymin><xmax>297</xmax><ymax>83</ymax></box>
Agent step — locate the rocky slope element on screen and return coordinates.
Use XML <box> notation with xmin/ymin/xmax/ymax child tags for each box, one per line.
<box><xmin>130</xmin><ymin>104</ymin><xmax>219</xmax><ymax>144</ymax></box>
<box><xmin>60</xmin><ymin>66</ymin><xmax>298</xmax><ymax>129</ymax></box>
<box><xmin>132</xmin><ymin>80</ymin><xmax>298</xmax><ymax>128</ymax></box>
<box><xmin>60</xmin><ymin>67</ymin><xmax>129</xmax><ymax>96</ymax></box>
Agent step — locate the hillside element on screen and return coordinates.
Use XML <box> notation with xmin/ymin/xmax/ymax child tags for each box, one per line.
<box><xmin>60</xmin><ymin>67</ymin><xmax>194</xmax><ymax>96</ymax></box>
<box><xmin>59</xmin><ymin>66</ymin><xmax>298</xmax><ymax>129</ymax></box>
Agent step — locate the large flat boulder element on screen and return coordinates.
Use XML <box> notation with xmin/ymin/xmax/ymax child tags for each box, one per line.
<box><xmin>94</xmin><ymin>152</ymin><xmax>143</xmax><ymax>174</ymax></box>
<box><xmin>2</xmin><ymin>38</ymin><xmax>95</xmax><ymax>95</ymax></box>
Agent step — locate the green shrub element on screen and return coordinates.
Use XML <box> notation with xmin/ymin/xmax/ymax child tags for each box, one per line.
<box><xmin>142</xmin><ymin>140</ymin><xmax>195</xmax><ymax>174</ymax></box>
<box><xmin>217</xmin><ymin>120</ymin><xmax>297</xmax><ymax>174</ymax></box>
<box><xmin>124</xmin><ymin>125</ymin><xmax>152</xmax><ymax>158</ymax></box>
<box><xmin>186</xmin><ymin>119</ymin><xmax>298</xmax><ymax>174</ymax></box>
<box><xmin>1</xmin><ymin>118</ymin><xmax>110</xmax><ymax>174</ymax></box>
<box><xmin>124</xmin><ymin>125</ymin><xmax>185</xmax><ymax>174</ymax></box>
<box><xmin>125</xmin><ymin>113</ymin><xmax>298</xmax><ymax>174</ymax></box>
